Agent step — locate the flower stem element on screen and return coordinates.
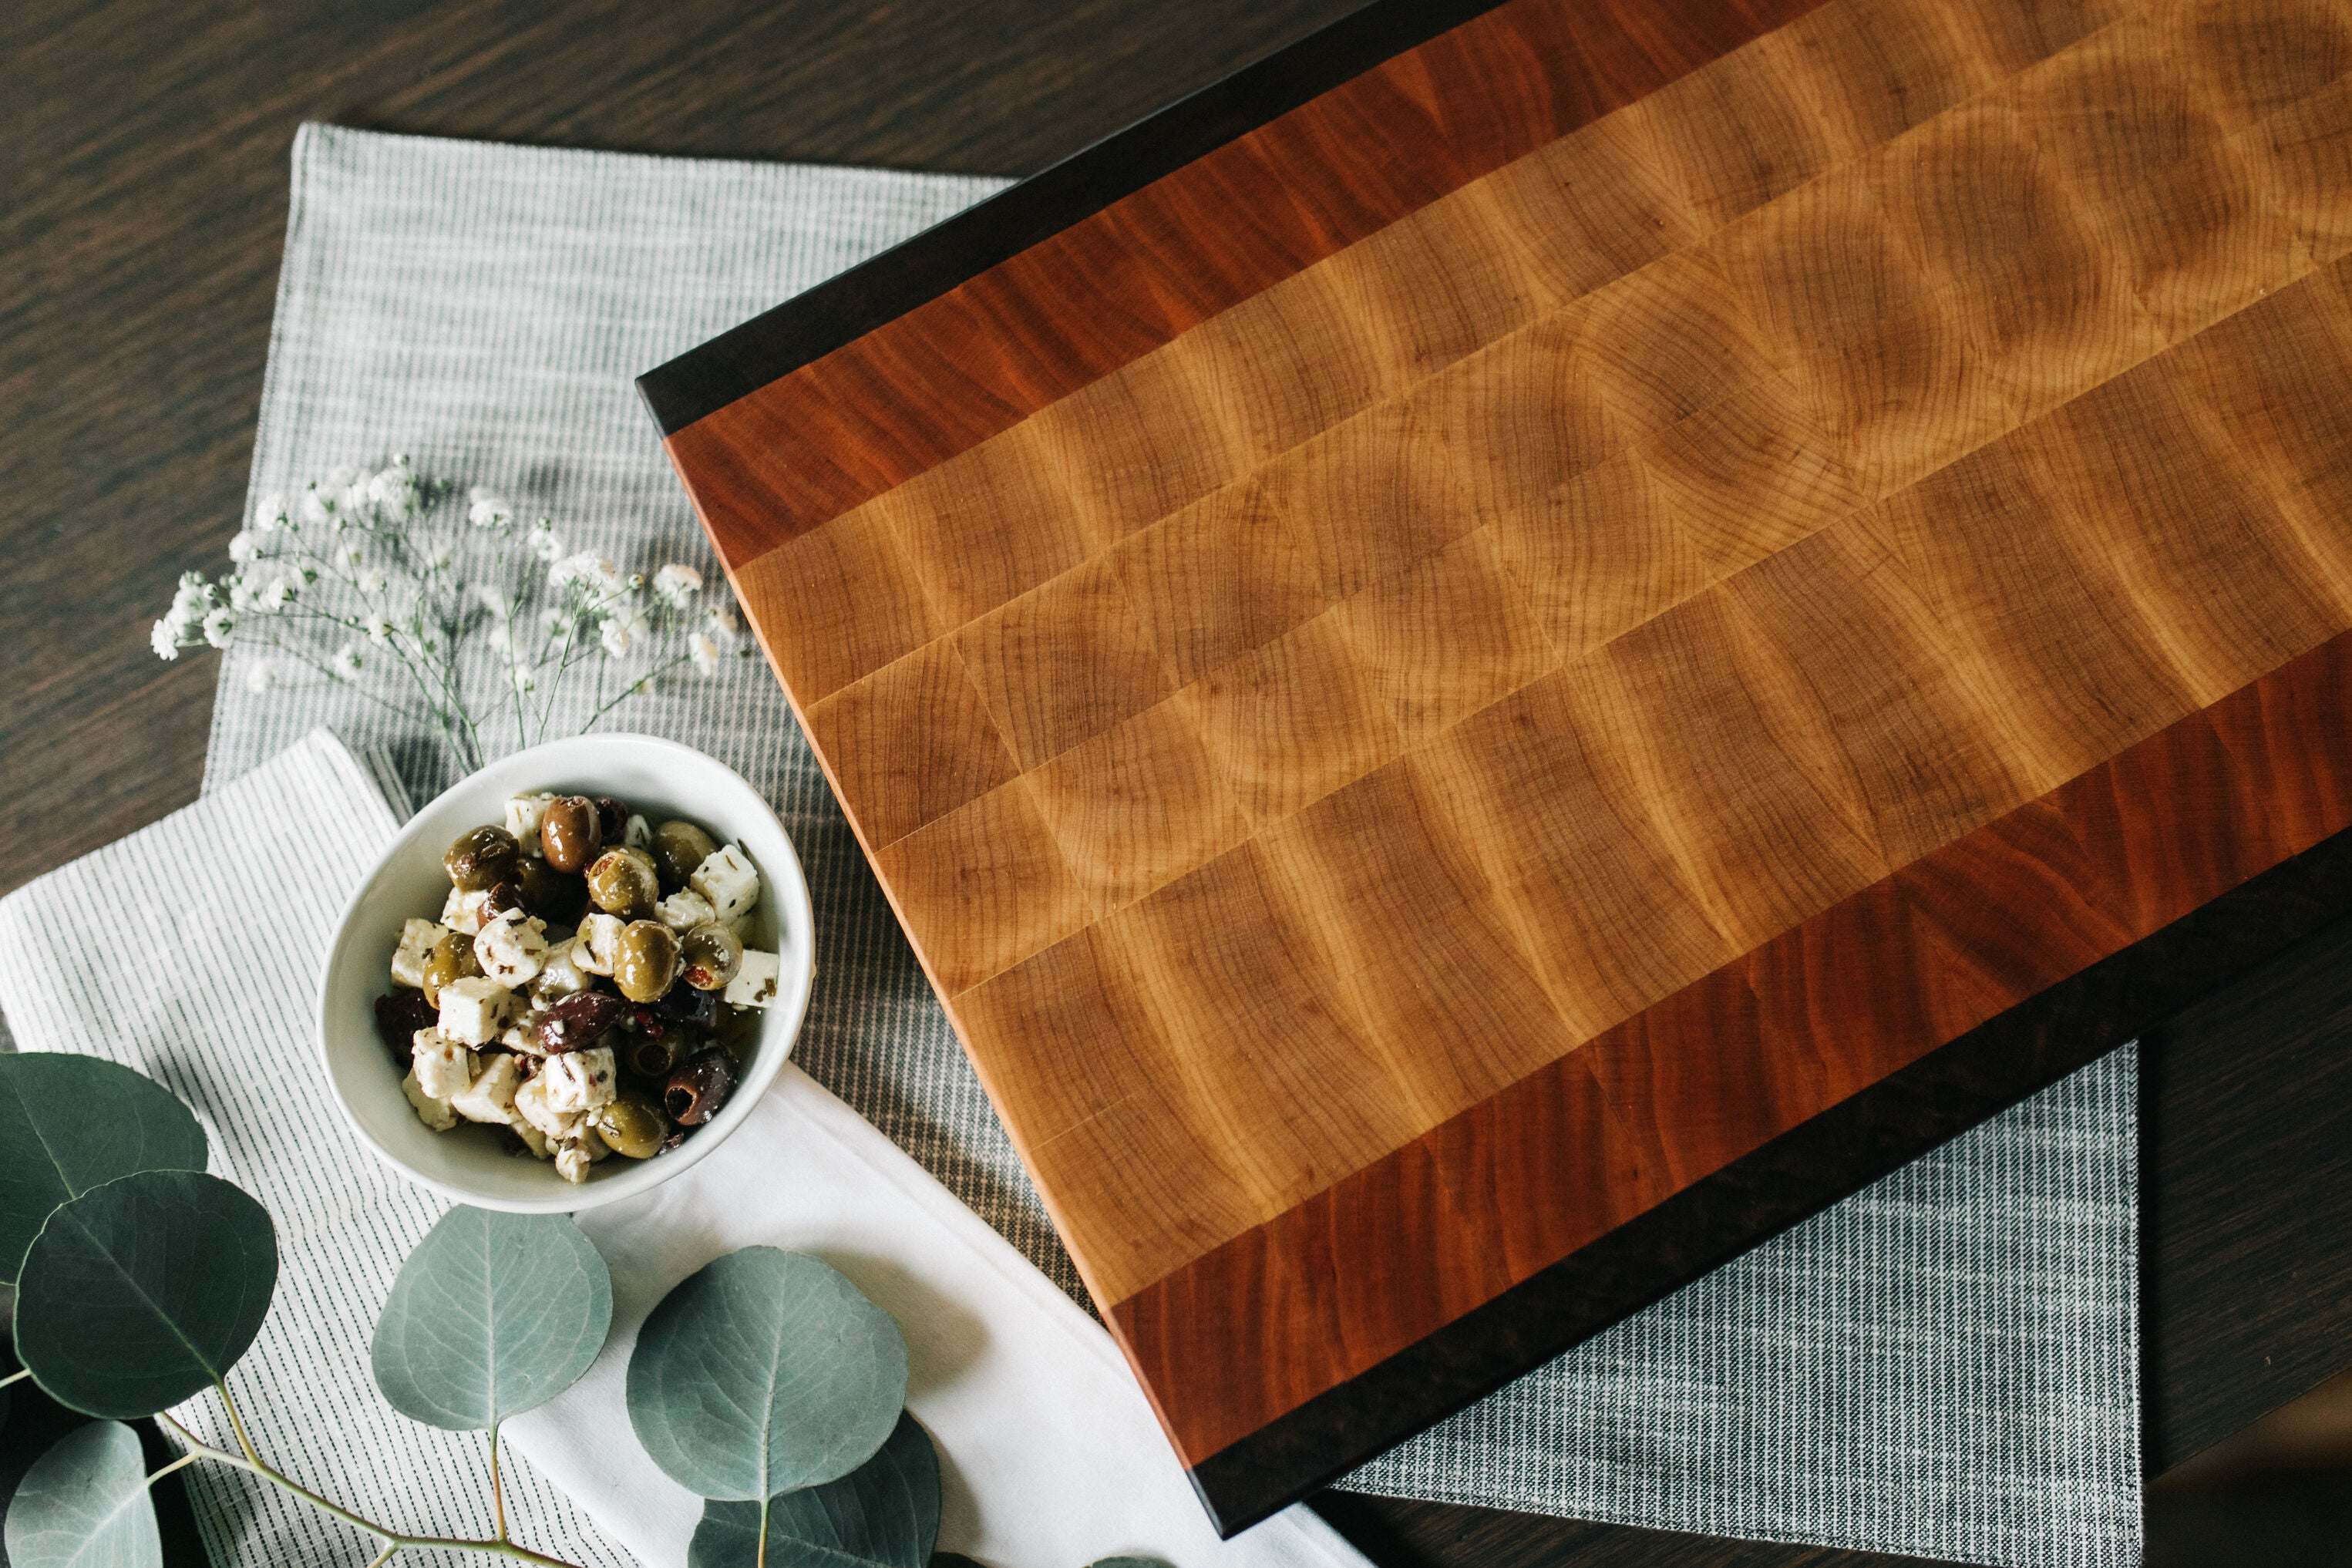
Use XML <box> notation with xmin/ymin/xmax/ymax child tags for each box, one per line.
<box><xmin>490</xmin><ymin>1422</ymin><xmax>508</xmax><ymax>1543</ymax></box>
<box><xmin>158</xmin><ymin>1412</ymin><xmax>584</xmax><ymax>1568</ymax></box>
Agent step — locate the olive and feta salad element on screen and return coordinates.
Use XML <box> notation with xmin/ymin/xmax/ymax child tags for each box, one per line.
<box><xmin>375</xmin><ymin>792</ymin><xmax>782</xmax><ymax>1184</ymax></box>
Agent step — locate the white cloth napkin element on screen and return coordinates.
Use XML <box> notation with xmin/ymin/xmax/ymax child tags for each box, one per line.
<box><xmin>0</xmin><ymin>729</ymin><xmax>1364</xmax><ymax>1568</ymax></box>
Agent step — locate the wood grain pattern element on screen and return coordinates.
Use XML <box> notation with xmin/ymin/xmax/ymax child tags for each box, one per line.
<box><xmin>654</xmin><ymin>0</ymin><xmax>2352</xmax><ymax>1532</ymax></box>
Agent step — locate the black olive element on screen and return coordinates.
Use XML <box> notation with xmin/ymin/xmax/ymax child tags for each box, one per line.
<box><xmin>534</xmin><ymin>990</ymin><xmax>630</xmax><ymax>1053</ymax></box>
<box><xmin>375</xmin><ymin>991</ymin><xmax>438</xmax><ymax>1065</ymax></box>
<box><xmin>516</xmin><ymin>856</ymin><xmax>588</xmax><ymax>924</ymax></box>
<box><xmin>665</xmin><ymin>1048</ymin><xmax>739</xmax><ymax>1126</ymax></box>
<box><xmin>589</xmin><ymin>796</ymin><xmax>628</xmax><ymax>843</ymax></box>
<box><xmin>659</xmin><ymin>1122</ymin><xmax>698</xmax><ymax>1154</ymax></box>
<box><xmin>651</xmin><ymin>982</ymin><xmax>718</xmax><ymax>1031</ymax></box>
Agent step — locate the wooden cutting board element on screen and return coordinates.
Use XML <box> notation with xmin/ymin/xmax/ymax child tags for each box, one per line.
<box><xmin>643</xmin><ymin>0</ymin><xmax>2352</xmax><ymax>1532</ymax></box>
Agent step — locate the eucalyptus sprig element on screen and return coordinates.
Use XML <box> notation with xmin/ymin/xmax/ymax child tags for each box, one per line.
<box><xmin>147</xmin><ymin>457</ymin><xmax>752</xmax><ymax>774</ymax></box>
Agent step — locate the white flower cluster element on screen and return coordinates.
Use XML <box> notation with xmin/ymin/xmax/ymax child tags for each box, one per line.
<box><xmin>150</xmin><ymin>457</ymin><xmax>750</xmax><ymax>769</ymax></box>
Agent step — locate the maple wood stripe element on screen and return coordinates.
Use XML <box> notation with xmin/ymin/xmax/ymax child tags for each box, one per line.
<box><xmin>652</xmin><ymin>0</ymin><xmax>1828</xmax><ymax>567</ymax></box>
<box><xmin>1107</xmin><ymin>627</ymin><xmax>2352</xmax><ymax>1478</ymax></box>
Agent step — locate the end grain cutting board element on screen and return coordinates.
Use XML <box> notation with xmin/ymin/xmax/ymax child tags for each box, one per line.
<box><xmin>643</xmin><ymin>0</ymin><xmax>2352</xmax><ymax>1533</ymax></box>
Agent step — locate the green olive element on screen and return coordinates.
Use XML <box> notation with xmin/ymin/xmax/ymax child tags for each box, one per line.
<box><xmin>585</xmin><ymin>847</ymin><xmax>660</xmax><ymax>920</ymax></box>
<box><xmin>539</xmin><ymin>796</ymin><xmax>602</xmax><ymax>873</ymax></box>
<box><xmin>590</xmin><ymin>1092</ymin><xmax>668</xmax><ymax>1159</ymax></box>
<box><xmin>443</xmin><ymin>825</ymin><xmax>519</xmax><ymax>891</ymax></box>
<box><xmin>420</xmin><ymin>930</ymin><xmax>482</xmax><ymax>1006</ymax></box>
<box><xmin>679</xmin><ymin>922</ymin><xmax>742</xmax><ymax>991</ymax></box>
<box><xmin>650</xmin><ymin>820</ymin><xmax>720</xmax><ymax>892</ymax></box>
<box><xmin>613</xmin><ymin>919</ymin><xmax>681</xmax><ymax>1004</ymax></box>
<box><xmin>516</xmin><ymin>856</ymin><xmax>587</xmax><ymax>924</ymax></box>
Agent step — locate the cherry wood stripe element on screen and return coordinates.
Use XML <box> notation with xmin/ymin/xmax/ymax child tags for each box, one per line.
<box><xmin>1109</xmin><ymin>626</ymin><xmax>2352</xmax><ymax>1475</ymax></box>
<box><xmin>651</xmin><ymin>0</ymin><xmax>1828</xmax><ymax>567</ymax></box>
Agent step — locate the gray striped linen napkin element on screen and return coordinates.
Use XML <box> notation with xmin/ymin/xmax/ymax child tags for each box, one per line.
<box><xmin>0</xmin><ymin>729</ymin><xmax>1371</xmax><ymax>1568</ymax></box>
<box><xmin>183</xmin><ymin>123</ymin><xmax>2136</xmax><ymax>1566</ymax></box>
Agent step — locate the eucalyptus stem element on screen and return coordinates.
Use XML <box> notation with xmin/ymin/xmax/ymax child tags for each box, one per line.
<box><xmin>158</xmin><ymin>1412</ymin><xmax>584</xmax><ymax>1568</ymax></box>
<box><xmin>0</xmin><ymin>1368</ymin><xmax>29</xmax><ymax>1390</ymax></box>
<box><xmin>490</xmin><ymin>1422</ymin><xmax>508</xmax><ymax>1543</ymax></box>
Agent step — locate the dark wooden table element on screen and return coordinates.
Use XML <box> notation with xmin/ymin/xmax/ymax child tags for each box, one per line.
<box><xmin>8</xmin><ymin>1</ymin><xmax>2352</xmax><ymax>1563</ymax></box>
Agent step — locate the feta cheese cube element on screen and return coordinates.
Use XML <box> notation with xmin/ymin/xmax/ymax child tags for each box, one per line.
<box><xmin>530</xmin><ymin>940</ymin><xmax>594</xmax><ymax>1004</ymax></box>
<box><xmin>572</xmin><ymin>914</ymin><xmax>625</xmax><ymax>976</ymax></box>
<box><xmin>512</xmin><ymin>1118</ymin><xmax>554</xmax><ymax>1159</ymax></box>
<box><xmin>402</xmin><ymin>1067</ymin><xmax>459</xmax><ymax>1131</ymax></box>
<box><xmin>689</xmin><ymin>843</ymin><xmax>761</xmax><ymax>923</ymax></box>
<box><xmin>392</xmin><ymin>918</ymin><xmax>450</xmax><ymax>989</ymax></box>
<box><xmin>473</xmin><ymin>914</ymin><xmax>549</xmax><ymax>988</ymax></box>
<box><xmin>513</xmin><ymin>1073</ymin><xmax>582</xmax><ymax>1142</ymax></box>
<box><xmin>505</xmin><ymin>792</ymin><xmax>557</xmax><ymax>856</ymax></box>
<box><xmin>656</xmin><ymin>888</ymin><xmax>715</xmax><ymax>932</ymax></box>
<box><xmin>554</xmin><ymin>1143</ymin><xmax>594</xmax><ymax>1184</ymax></box>
<box><xmin>543</xmin><ymin>1047</ymin><xmax>617</xmax><ymax>1114</ymax></box>
<box><xmin>437</xmin><ymin>976</ymin><xmax>517</xmax><ymax>1046</ymax></box>
<box><xmin>624</xmin><ymin>813</ymin><xmax>653</xmax><ymax>851</ymax></box>
<box><xmin>449</xmin><ymin>1051</ymin><xmax>522</xmax><ymax>1125</ymax></box>
<box><xmin>411</xmin><ymin>1028</ymin><xmax>476</xmax><ymax>1099</ymax></box>
<box><xmin>500</xmin><ymin>1016</ymin><xmax>548</xmax><ymax>1055</ymax></box>
<box><xmin>440</xmin><ymin>886</ymin><xmax>498</xmax><ymax>936</ymax></box>
<box><xmin>723</xmin><ymin>949</ymin><xmax>782</xmax><ymax>1010</ymax></box>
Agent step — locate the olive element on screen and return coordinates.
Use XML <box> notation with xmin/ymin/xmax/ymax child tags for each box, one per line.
<box><xmin>614</xmin><ymin>920</ymin><xmax>681</xmax><ymax>1003</ymax></box>
<box><xmin>623</xmin><ymin>1031</ymin><xmax>685</xmax><ymax>1080</ymax></box>
<box><xmin>659</xmin><ymin>1124</ymin><xmax>696</xmax><ymax>1153</ymax></box>
<box><xmin>665</xmin><ymin>1048</ymin><xmax>740</xmax><ymax>1126</ymax></box>
<box><xmin>679</xmin><ymin>923</ymin><xmax>742</xmax><ymax>991</ymax></box>
<box><xmin>590</xmin><ymin>796</ymin><xmax>629</xmax><ymax>843</ymax></box>
<box><xmin>590</xmin><ymin>1092</ymin><xmax>668</xmax><ymax>1159</ymax></box>
<box><xmin>534</xmin><ymin>990</ymin><xmax>628</xmax><ymax>1053</ymax></box>
<box><xmin>444</xmin><ymin>825</ymin><xmax>520</xmax><ymax>891</ymax></box>
<box><xmin>586</xmin><ymin>848</ymin><xmax>661</xmax><ymax>920</ymax></box>
<box><xmin>481</xmin><ymin>879</ymin><xmax>527</xmax><ymax>923</ymax></box>
<box><xmin>651</xmin><ymin>981</ymin><xmax>718</xmax><ymax>1031</ymax></box>
<box><xmin>651</xmin><ymin>820</ymin><xmax>718</xmax><ymax>891</ymax></box>
<box><xmin>374</xmin><ymin>991</ymin><xmax>438</xmax><ymax>1065</ymax></box>
<box><xmin>516</xmin><ymin>856</ymin><xmax>588</xmax><ymax>924</ymax></box>
<box><xmin>539</xmin><ymin>796</ymin><xmax>602</xmax><ymax>873</ymax></box>
<box><xmin>420</xmin><ymin>930</ymin><xmax>483</xmax><ymax>1005</ymax></box>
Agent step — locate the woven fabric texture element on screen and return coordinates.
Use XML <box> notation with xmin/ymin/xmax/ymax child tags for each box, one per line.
<box><xmin>185</xmin><ymin>123</ymin><xmax>2138</xmax><ymax>1566</ymax></box>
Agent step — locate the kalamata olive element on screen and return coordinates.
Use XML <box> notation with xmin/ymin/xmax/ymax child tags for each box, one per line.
<box><xmin>444</xmin><ymin>825</ymin><xmax>520</xmax><ymax>890</ymax></box>
<box><xmin>680</xmin><ymin>923</ymin><xmax>742</xmax><ymax>991</ymax></box>
<box><xmin>651</xmin><ymin>981</ymin><xmax>718</xmax><ymax>1031</ymax></box>
<box><xmin>539</xmin><ymin>796</ymin><xmax>602</xmax><ymax>873</ymax></box>
<box><xmin>659</xmin><ymin>1123</ymin><xmax>697</xmax><ymax>1153</ymax></box>
<box><xmin>534</xmin><ymin>990</ymin><xmax>628</xmax><ymax>1053</ymax></box>
<box><xmin>420</xmin><ymin>930</ymin><xmax>483</xmax><ymax>1006</ymax></box>
<box><xmin>516</xmin><ymin>856</ymin><xmax>588</xmax><ymax>924</ymax></box>
<box><xmin>590</xmin><ymin>796</ymin><xmax>628</xmax><ymax>842</ymax></box>
<box><xmin>590</xmin><ymin>1092</ymin><xmax>668</xmax><ymax>1159</ymax></box>
<box><xmin>374</xmin><ymin>991</ymin><xmax>438</xmax><ymax>1065</ymax></box>
<box><xmin>624</xmin><ymin>1031</ymin><xmax>685</xmax><ymax>1080</ymax></box>
<box><xmin>651</xmin><ymin>820</ymin><xmax>719</xmax><ymax>891</ymax></box>
<box><xmin>586</xmin><ymin>848</ymin><xmax>660</xmax><ymax>920</ymax></box>
<box><xmin>614</xmin><ymin>920</ymin><xmax>681</xmax><ymax>1003</ymax></box>
<box><xmin>665</xmin><ymin>1048</ymin><xmax>739</xmax><ymax>1126</ymax></box>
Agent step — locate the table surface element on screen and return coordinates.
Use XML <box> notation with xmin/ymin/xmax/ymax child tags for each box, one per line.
<box><xmin>8</xmin><ymin>0</ymin><xmax>2351</xmax><ymax>1562</ymax></box>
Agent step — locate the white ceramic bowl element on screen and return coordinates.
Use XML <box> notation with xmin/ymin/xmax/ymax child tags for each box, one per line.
<box><xmin>318</xmin><ymin>733</ymin><xmax>814</xmax><ymax>1213</ymax></box>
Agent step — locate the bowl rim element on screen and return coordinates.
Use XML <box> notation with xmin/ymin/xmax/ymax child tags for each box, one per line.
<box><xmin>315</xmin><ymin>732</ymin><xmax>815</xmax><ymax>1213</ymax></box>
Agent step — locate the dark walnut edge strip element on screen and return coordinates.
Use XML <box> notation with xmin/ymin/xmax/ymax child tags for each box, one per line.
<box><xmin>1181</xmin><ymin>819</ymin><xmax>2352</xmax><ymax>1535</ymax></box>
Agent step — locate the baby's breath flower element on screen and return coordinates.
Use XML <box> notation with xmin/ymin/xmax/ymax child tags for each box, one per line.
<box><xmin>258</xmin><ymin>576</ymin><xmax>295</xmax><ymax>613</ymax></box>
<box><xmin>422</xmin><ymin>542</ymin><xmax>455</xmax><ymax>574</ymax></box>
<box><xmin>527</xmin><ymin>521</ymin><xmax>564</xmax><ymax>561</ymax></box>
<box><xmin>547</xmin><ymin>552</ymin><xmax>595</xmax><ymax>590</ymax></box>
<box><xmin>364</xmin><ymin>614</ymin><xmax>395</xmax><ymax>643</ymax></box>
<box><xmin>169</xmin><ymin>572</ymin><xmax>212</xmax><ymax>628</ymax></box>
<box><xmin>227</xmin><ymin>577</ymin><xmax>254</xmax><ymax>612</ymax></box>
<box><xmin>487</xmin><ymin>621</ymin><xmax>513</xmax><ymax>657</ymax></box>
<box><xmin>703</xmin><ymin>605</ymin><xmax>742</xmax><ymax>641</ymax></box>
<box><xmin>254</xmin><ymin>493</ymin><xmax>288</xmax><ymax>533</ymax></box>
<box><xmin>368</xmin><ymin>459</ymin><xmax>420</xmax><ymax>517</ymax></box>
<box><xmin>244</xmin><ymin>658</ymin><xmax>281</xmax><ymax>694</ymax></box>
<box><xmin>335</xmin><ymin>540</ymin><xmax>365</xmax><ymax>570</ymax></box>
<box><xmin>598</xmin><ymin>617</ymin><xmax>632</xmax><ymax>658</ymax></box>
<box><xmin>356</xmin><ymin>567</ymin><xmax>390</xmax><ymax>595</ymax></box>
<box><xmin>467</xmin><ymin>488</ymin><xmax>513</xmax><ymax>530</ymax></box>
<box><xmin>300</xmin><ymin>486</ymin><xmax>332</xmax><ymax>527</ymax></box>
<box><xmin>200</xmin><ymin>607</ymin><xmax>236</xmax><ymax>649</ymax></box>
<box><xmin>653</xmin><ymin>564</ymin><xmax>702</xmax><ymax>607</ymax></box>
<box><xmin>326</xmin><ymin>464</ymin><xmax>358</xmax><ymax>490</ymax></box>
<box><xmin>227</xmin><ymin>530</ymin><xmax>264</xmax><ymax>566</ymax></box>
<box><xmin>688</xmin><ymin>631</ymin><xmax>720</xmax><ymax>678</ymax></box>
<box><xmin>330</xmin><ymin>643</ymin><xmax>365</xmax><ymax>679</ymax></box>
<box><xmin>150</xmin><ymin>619</ymin><xmax>181</xmax><ymax>661</ymax></box>
<box><xmin>470</xmin><ymin>582</ymin><xmax>512</xmax><ymax>620</ymax></box>
<box><xmin>513</xmin><ymin>667</ymin><xmax>537</xmax><ymax>694</ymax></box>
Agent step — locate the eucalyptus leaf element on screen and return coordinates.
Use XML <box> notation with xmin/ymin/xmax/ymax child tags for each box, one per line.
<box><xmin>14</xmin><ymin>1170</ymin><xmax>276</xmax><ymax>1418</ymax></box>
<box><xmin>3</xmin><ymin>1420</ymin><xmax>162</xmax><ymax>1568</ymax></box>
<box><xmin>687</xmin><ymin>1410</ymin><xmax>939</xmax><ymax>1568</ymax></box>
<box><xmin>0</xmin><ymin>1055</ymin><xmax>206</xmax><ymax>1285</ymax></box>
<box><xmin>628</xmin><ymin>1247</ymin><xmax>907</xmax><ymax>1500</ymax></box>
<box><xmin>372</xmin><ymin>1206</ymin><xmax>613</xmax><ymax>1431</ymax></box>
